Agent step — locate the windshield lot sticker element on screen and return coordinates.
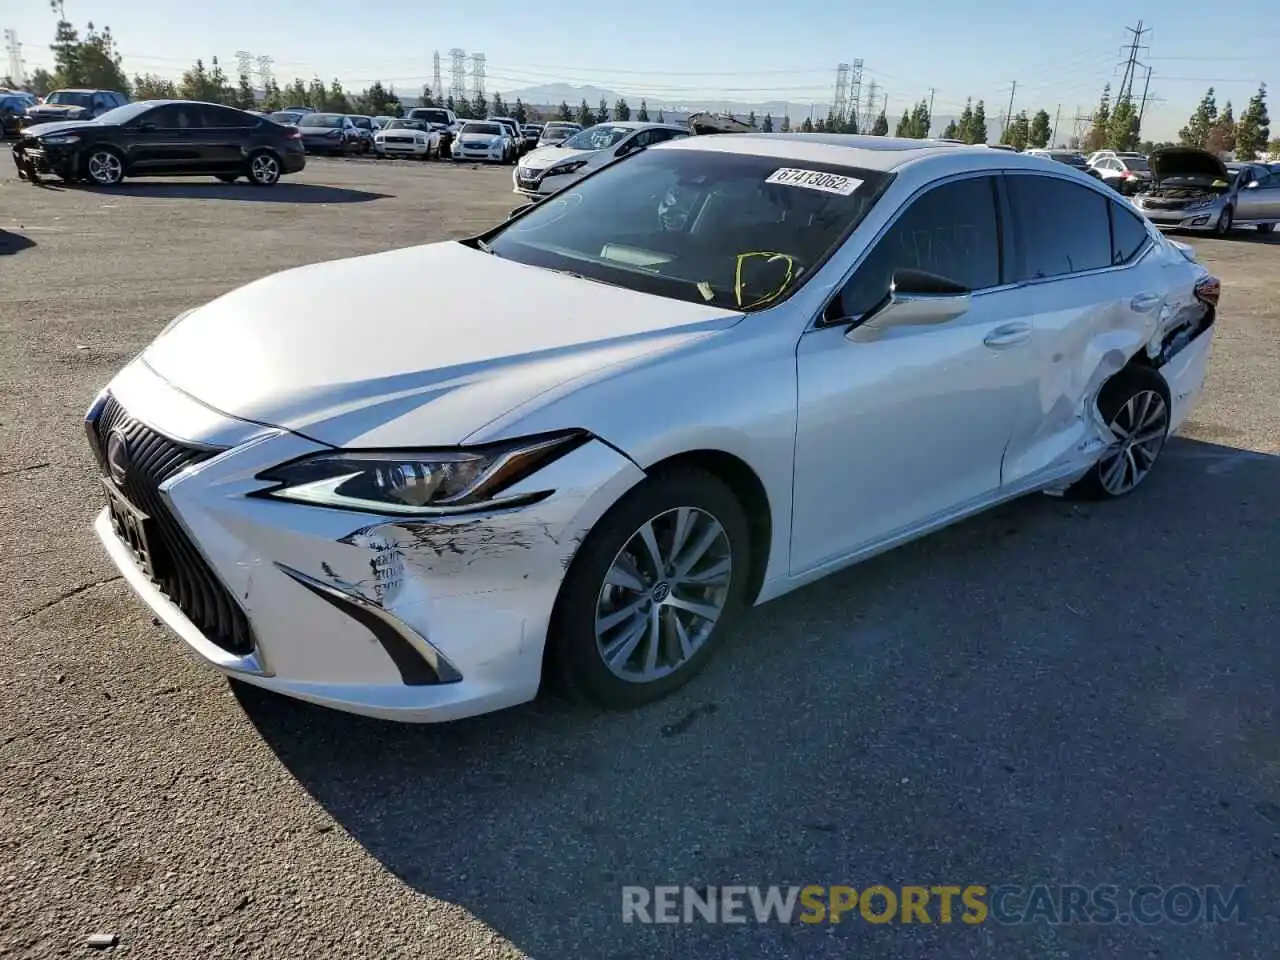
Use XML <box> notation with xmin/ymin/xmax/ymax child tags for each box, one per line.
<box><xmin>766</xmin><ymin>168</ymin><xmax>863</xmax><ymax>196</ymax></box>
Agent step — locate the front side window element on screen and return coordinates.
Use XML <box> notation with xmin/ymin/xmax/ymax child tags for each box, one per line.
<box><xmin>487</xmin><ymin>149</ymin><xmax>890</xmax><ymax>311</ymax></box>
<box><xmin>836</xmin><ymin>176</ymin><xmax>1001</xmax><ymax>317</ymax></box>
<box><xmin>1007</xmin><ymin>174</ymin><xmax>1111</xmax><ymax>279</ymax></box>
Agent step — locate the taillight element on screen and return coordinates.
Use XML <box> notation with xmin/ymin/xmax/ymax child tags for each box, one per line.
<box><xmin>287</xmin><ymin>129</ymin><xmax>301</xmax><ymax>139</ymax></box>
<box><xmin>1194</xmin><ymin>275</ymin><xmax>1221</xmax><ymax>308</ymax></box>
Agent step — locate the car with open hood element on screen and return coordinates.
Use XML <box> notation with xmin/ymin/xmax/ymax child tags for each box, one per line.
<box><xmin>1129</xmin><ymin>146</ymin><xmax>1280</xmax><ymax>234</ymax></box>
<box><xmin>85</xmin><ymin>133</ymin><xmax>1219</xmax><ymax>724</ymax></box>
<box><xmin>513</xmin><ymin>120</ymin><xmax>690</xmax><ymax>199</ymax></box>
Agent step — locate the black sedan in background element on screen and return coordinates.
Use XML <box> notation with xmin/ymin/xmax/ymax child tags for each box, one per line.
<box><xmin>12</xmin><ymin>99</ymin><xmax>306</xmax><ymax>186</ymax></box>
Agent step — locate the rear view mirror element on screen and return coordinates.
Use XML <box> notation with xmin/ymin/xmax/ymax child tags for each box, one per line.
<box><xmin>846</xmin><ymin>269</ymin><xmax>971</xmax><ymax>342</ymax></box>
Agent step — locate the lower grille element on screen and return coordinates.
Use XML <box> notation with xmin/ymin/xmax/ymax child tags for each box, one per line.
<box><xmin>90</xmin><ymin>394</ymin><xmax>255</xmax><ymax>655</ymax></box>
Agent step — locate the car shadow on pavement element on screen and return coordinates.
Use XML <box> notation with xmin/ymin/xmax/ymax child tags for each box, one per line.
<box><xmin>238</xmin><ymin>437</ymin><xmax>1280</xmax><ymax>960</ymax></box>
<box><xmin>0</xmin><ymin>229</ymin><xmax>36</xmax><ymax>255</ymax></box>
<box><xmin>78</xmin><ymin>182</ymin><xmax>391</xmax><ymax>204</ymax></box>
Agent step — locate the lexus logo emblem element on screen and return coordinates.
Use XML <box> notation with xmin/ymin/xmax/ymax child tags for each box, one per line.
<box><xmin>106</xmin><ymin>429</ymin><xmax>130</xmax><ymax>486</ymax></box>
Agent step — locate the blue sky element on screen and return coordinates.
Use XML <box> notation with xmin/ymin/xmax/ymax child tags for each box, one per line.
<box><xmin>7</xmin><ymin>0</ymin><xmax>1275</xmax><ymax>141</ymax></box>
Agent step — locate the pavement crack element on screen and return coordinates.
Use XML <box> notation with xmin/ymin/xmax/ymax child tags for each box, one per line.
<box><xmin>0</xmin><ymin>461</ymin><xmax>51</xmax><ymax>478</ymax></box>
<box><xmin>11</xmin><ymin>577</ymin><xmax>123</xmax><ymax>624</ymax></box>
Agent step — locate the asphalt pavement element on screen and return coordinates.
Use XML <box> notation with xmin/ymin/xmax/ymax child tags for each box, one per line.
<box><xmin>1</xmin><ymin>158</ymin><xmax>1278</xmax><ymax>959</ymax></box>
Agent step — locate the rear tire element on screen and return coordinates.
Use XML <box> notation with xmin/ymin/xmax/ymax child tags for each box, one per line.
<box><xmin>246</xmin><ymin>150</ymin><xmax>281</xmax><ymax>186</ymax></box>
<box><xmin>1065</xmin><ymin>366</ymin><xmax>1172</xmax><ymax>501</ymax></box>
<box><xmin>1257</xmin><ymin>223</ymin><xmax>1274</xmax><ymax>235</ymax></box>
<box><xmin>548</xmin><ymin>469</ymin><xmax>751</xmax><ymax>709</ymax></box>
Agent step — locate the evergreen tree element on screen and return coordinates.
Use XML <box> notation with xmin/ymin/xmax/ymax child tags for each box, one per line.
<box><xmin>941</xmin><ymin>118</ymin><xmax>959</xmax><ymax>140</ymax></box>
<box><xmin>969</xmin><ymin>100</ymin><xmax>988</xmax><ymax>144</ymax></box>
<box><xmin>871</xmin><ymin>110</ymin><xmax>889</xmax><ymax>136</ymax></box>
<box><xmin>894</xmin><ymin>113</ymin><xmax>911</xmax><ymax>137</ymax></box>
<box><xmin>513</xmin><ymin>98</ymin><xmax>527</xmax><ymax>124</ymax></box>
<box><xmin>420</xmin><ymin>85</ymin><xmax>436</xmax><ymax>107</ymax></box>
<box><xmin>956</xmin><ymin>99</ymin><xmax>974</xmax><ymax>143</ymax></box>
<box><xmin>133</xmin><ymin>73</ymin><xmax>177</xmax><ymax>100</ymax></box>
<box><xmin>614</xmin><ymin>98</ymin><xmax>630</xmax><ymax>120</ymax></box>
<box><xmin>780</xmin><ymin>114</ymin><xmax>791</xmax><ymax>132</ymax></box>
<box><xmin>747</xmin><ymin>109</ymin><xmax>757</xmax><ymax>128</ymax></box>
<box><xmin>1028</xmin><ymin>109</ymin><xmax>1052</xmax><ymax>148</ymax></box>
<box><xmin>598</xmin><ymin>96</ymin><xmax>610</xmax><ymax>123</ymax></box>
<box><xmin>1206</xmin><ymin>101</ymin><xmax>1236</xmax><ymax>154</ymax></box>
<box><xmin>236</xmin><ymin>72</ymin><xmax>256</xmax><ymax>110</ymax></box>
<box><xmin>800</xmin><ymin>116</ymin><xmax>814</xmax><ymax>132</ymax></box>
<box><xmin>1107</xmin><ymin>95</ymin><xmax>1139</xmax><ymax>151</ymax></box>
<box><xmin>577</xmin><ymin>99</ymin><xmax>593</xmax><ymax>126</ymax></box>
<box><xmin>1179</xmin><ymin>87</ymin><xmax>1217</xmax><ymax>148</ymax></box>
<box><xmin>557</xmin><ymin>101</ymin><xmax>572</xmax><ymax>121</ymax></box>
<box><xmin>656</xmin><ymin>107</ymin><xmax>665</xmax><ymax>122</ymax></box>
<box><xmin>637</xmin><ymin>99</ymin><xmax>649</xmax><ymax>121</ymax></box>
<box><xmin>1234</xmin><ymin>83</ymin><xmax>1270</xmax><ymax>160</ymax></box>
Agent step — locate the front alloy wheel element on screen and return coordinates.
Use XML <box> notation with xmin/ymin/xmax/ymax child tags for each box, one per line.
<box><xmin>595</xmin><ymin>507</ymin><xmax>733</xmax><ymax>684</ymax></box>
<box><xmin>550</xmin><ymin>469</ymin><xmax>750</xmax><ymax>708</ymax></box>
<box><xmin>86</xmin><ymin>149</ymin><xmax>123</xmax><ymax>186</ymax></box>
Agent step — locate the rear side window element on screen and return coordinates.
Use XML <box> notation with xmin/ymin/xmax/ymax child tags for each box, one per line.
<box><xmin>201</xmin><ymin>105</ymin><xmax>253</xmax><ymax>128</ymax></box>
<box><xmin>1007</xmin><ymin>174</ymin><xmax>1111</xmax><ymax>279</ymax></box>
<box><xmin>1109</xmin><ymin>202</ymin><xmax>1152</xmax><ymax>265</ymax></box>
<box><xmin>838</xmin><ymin>175</ymin><xmax>1001</xmax><ymax>316</ymax></box>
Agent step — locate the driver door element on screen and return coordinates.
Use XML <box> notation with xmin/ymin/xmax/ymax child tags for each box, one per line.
<box><xmin>790</xmin><ymin>174</ymin><xmax>1041</xmax><ymax>574</ymax></box>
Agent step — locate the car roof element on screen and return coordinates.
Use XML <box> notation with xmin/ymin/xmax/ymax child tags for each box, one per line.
<box><xmin>657</xmin><ymin>132</ymin><xmax>1011</xmax><ymax>172</ymax></box>
<box><xmin>587</xmin><ymin>120</ymin><xmax>686</xmax><ymax>131</ymax></box>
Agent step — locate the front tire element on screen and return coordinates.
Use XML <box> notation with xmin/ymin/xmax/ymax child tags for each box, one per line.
<box><xmin>84</xmin><ymin>147</ymin><xmax>125</xmax><ymax>186</ymax></box>
<box><xmin>1215</xmin><ymin>206</ymin><xmax>1233</xmax><ymax>236</ymax></box>
<box><xmin>246</xmin><ymin>150</ymin><xmax>281</xmax><ymax>186</ymax></box>
<box><xmin>1066</xmin><ymin>366</ymin><xmax>1171</xmax><ymax>500</ymax></box>
<box><xmin>549</xmin><ymin>469</ymin><xmax>750</xmax><ymax>709</ymax></box>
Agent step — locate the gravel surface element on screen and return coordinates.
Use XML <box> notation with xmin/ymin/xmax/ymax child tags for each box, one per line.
<box><xmin>1</xmin><ymin>157</ymin><xmax>1278</xmax><ymax>960</ymax></box>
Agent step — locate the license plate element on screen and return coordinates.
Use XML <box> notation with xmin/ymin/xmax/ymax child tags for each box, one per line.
<box><xmin>102</xmin><ymin>479</ymin><xmax>167</xmax><ymax>580</ymax></box>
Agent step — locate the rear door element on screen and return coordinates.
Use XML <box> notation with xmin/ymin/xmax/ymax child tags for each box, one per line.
<box><xmin>198</xmin><ymin>105</ymin><xmax>257</xmax><ymax>171</ymax></box>
<box><xmin>996</xmin><ymin>171</ymin><xmax>1166</xmax><ymax>483</ymax></box>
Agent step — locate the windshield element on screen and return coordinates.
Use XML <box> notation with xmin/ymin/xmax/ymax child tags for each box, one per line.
<box><xmin>487</xmin><ymin>149</ymin><xmax>889</xmax><ymax>311</ymax></box>
<box><xmin>45</xmin><ymin>90</ymin><xmax>94</xmax><ymax>107</ymax></box>
<box><xmin>542</xmin><ymin>124</ymin><xmax>578</xmax><ymax>138</ymax></box>
<box><xmin>269</xmin><ymin>111</ymin><xmax>301</xmax><ymax>123</ymax></box>
<box><xmin>386</xmin><ymin>119</ymin><xmax>426</xmax><ymax>131</ymax></box>
<box><xmin>303</xmin><ymin>114</ymin><xmax>345</xmax><ymax>128</ymax></box>
<box><xmin>1051</xmin><ymin>152</ymin><xmax>1088</xmax><ymax>166</ymax></box>
<box><xmin>351</xmin><ymin>117</ymin><xmax>372</xmax><ymax>129</ymax></box>
<box><xmin>1123</xmin><ymin>157</ymin><xmax>1150</xmax><ymax>172</ymax></box>
<box><xmin>410</xmin><ymin>109</ymin><xmax>451</xmax><ymax>125</ymax></box>
<box><xmin>93</xmin><ymin>102</ymin><xmax>154</xmax><ymax>125</ymax></box>
<box><xmin>462</xmin><ymin>122</ymin><xmax>501</xmax><ymax>136</ymax></box>
<box><xmin>561</xmin><ymin>124</ymin><xmax>633</xmax><ymax>151</ymax></box>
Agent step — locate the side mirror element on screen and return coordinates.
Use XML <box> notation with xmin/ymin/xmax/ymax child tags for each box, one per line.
<box><xmin>845</xmin><ymin>269</ymin><xmax>971</xmax><ymax>342</ymax></box>
<box><xmin>137</xmin><ymin>121</ymin><xmax>156</xmax><ymax>132</ymax></box>
<box><xmin>615</xmin><ymin>141</ymin><xmax>637</xmax><ymax>157</ymax></box>
<box><xmin>1245</xmin><ymin>180</ymin><xmax>1260</xmax><ymax>189</ymax></box>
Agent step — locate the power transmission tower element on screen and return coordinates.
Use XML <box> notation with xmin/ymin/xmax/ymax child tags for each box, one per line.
<box><xmin>235</xmin><ymin>50</ymin><xmax>255</xmax><ymax>80</ymax></box>
<box><xmin>1116</xmin><ymin>21</ymin><xmax>1150</xmax><ymax>102</ymax></box>
<box><xmin>470</xmin><ymin>52</ymin><xmax>486</xmax><ymax>104</ymax></box>
<box><xmin>833</xmin><ymin>63</ymin><xmax>850</xmax><ymax>124</ymax></box>
<box><xmin>432</xmin><ymin>51</ymin><xmax>442</xmax><ymax>98</ymax></box>
<box><xmin>4</xmin><ymin>29</ymin><xmax>26</xmax><ymax>87</ymax></box>
<box><xmin>848</xmin><ymin>59</ymin><xmax>863</xmax><ymax>129</ymax></box>
<box><xmin>255</xmin><ymin>55</ymin><xmax>274</xmax><ymax>89</ymax></box>
<box><xmin>449</xmin><ymin>48</ymin><xmax>467</xmax><ymax>103</ymax></box>
<box><xmin>862</xmin><ymin>78</ymin><xmax>878</xmax><ymax>131</ymax></box>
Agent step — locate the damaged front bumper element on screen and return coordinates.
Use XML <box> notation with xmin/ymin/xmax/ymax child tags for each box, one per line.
<box><xmin>11</xmin><ymin>137</ymin><xmax>77</xmax><ymax>180</ymax></box>
<box><xmin>88</xmin><ymin>359</ymin><xmax>646</xmax><ymax>722</ymax></box>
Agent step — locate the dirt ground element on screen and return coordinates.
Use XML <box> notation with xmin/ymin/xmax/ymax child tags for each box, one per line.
<box><xmin>1</xmin><ymin>156</ymin><xmax>1278</xmax><ymax>960</ymax></box>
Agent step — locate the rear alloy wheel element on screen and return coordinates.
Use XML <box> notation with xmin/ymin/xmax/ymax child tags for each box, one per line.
<box><xmin>1067</xmin><ymin>366</ymin><xmax>1171</xmax><ymax>500</ymax></box>
<box><xmin>247</xmin><ymin>151</ymin><xmax>280</xmax><ymax>186</ymax></box>
<box><xmin>85</xmin><ymin>148</ymin><xmax>124</xmax><ymax>186</ymax></box>
<box><xmin>550</xmin><ymin>470</ymin><xmax>750</xmax><ymax>708</ymax></box>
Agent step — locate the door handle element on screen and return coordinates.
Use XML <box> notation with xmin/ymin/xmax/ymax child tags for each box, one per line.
<box><xmin>1130</xmin><ymin>292</ymin><xmax>1163</xmax><ymax>312</ymax></box>
<box><xmin>983</xmin><ymin>323</ymin><xmax>1032</xmax><ymax>348</ymax></box>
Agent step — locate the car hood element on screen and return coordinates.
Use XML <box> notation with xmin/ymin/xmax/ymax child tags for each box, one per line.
<box><xmin>1150</xmin><ymin>148</ymin><xmax>1229</xmax><ymax>183</ymax></box>
<box><xmin>141</xmin><ymin>242</ymin><xmax>742</xmax><ymax>448</ymax></box>
<box><xmin>520</xmin><ymin>145</ymin><xmax>594</xmax><ymax>170</ymax></box>
<box><xmin>20</xmin><ymin>119</ymin><xmax>98</xmax><ymax>137</ymax></box>
<box><xmin>27</xmin><ymin>103</ymin><xmax>88</xmax><ymax>117</ymax></box>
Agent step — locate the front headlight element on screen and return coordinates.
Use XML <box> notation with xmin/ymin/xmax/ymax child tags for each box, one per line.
<box><xmin>254</xmin><ymin>431</ymin><xmax>588</xmax><ymax>515</ymax></box>
<box><xmin>41</xmin><ymin>134</ymin><xmax>80</xmax><ymax>145</ymax></box>
<box><xmin>545</xmin><ymin>160</ymin><xmax>588</xmax><ymax>177</ymax></box>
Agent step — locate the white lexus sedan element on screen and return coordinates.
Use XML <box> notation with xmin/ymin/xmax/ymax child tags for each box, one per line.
<box><xmin>513</xmin><ymin>120</ymin><xmax>690</xmax><ymax>199</ymax></box>
<box><xmin>87</xmin><ymin>134</ymin><xmax>1218</xmax><ymax>723</ymax></box>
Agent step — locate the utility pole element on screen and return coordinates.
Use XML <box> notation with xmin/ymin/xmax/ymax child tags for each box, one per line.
<box><xmin>927</xmin><ymin>87</ymin><xmax>935</xmax><ymax>134</ymax></box>
<box><xmin>1137</xmin><ymin>64</ymin><xmax>1153</xmax><ymax>126</ymax></box>
<box><xmin>1051</xmin><ymin>103</ymin><xmax>1061</xmax><ymax>147</ymax></box>
<box><xmin>1002</xmin><ymin>81</ymin><xmax>1017</xmax><ymax>136</ymax></box>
